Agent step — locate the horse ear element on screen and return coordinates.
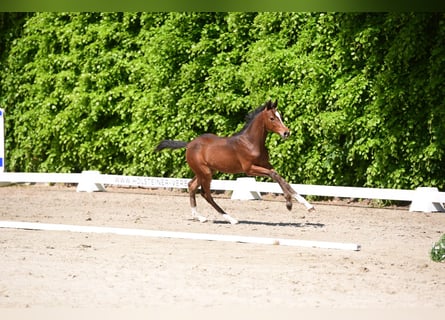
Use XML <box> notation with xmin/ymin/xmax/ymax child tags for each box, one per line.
<box><xmin>266</xmin><ymin>100</ymin><xmax>273</xmax><ymax>110</ymax></box>
<box><xmin>272</xmin><ymin>100</ymin><xmax>278</xmax><ymax>109</ymax></box>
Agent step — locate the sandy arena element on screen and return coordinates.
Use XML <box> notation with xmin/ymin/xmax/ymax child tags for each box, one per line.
<box><xmin>0</xmin><ymin>184</ymin><xmax>444</xmax><ymax>309</ymax></box>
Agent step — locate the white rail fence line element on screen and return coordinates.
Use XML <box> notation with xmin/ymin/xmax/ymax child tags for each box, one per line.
<box><xmin>0</xmin><ymin>220</ymin><xmax>361</xmax><ymax>251</ymax></box>
<box><xmin>1</xmin><ymin>171</ymin><xmax>444</xmax><ymax>213</ymax></box>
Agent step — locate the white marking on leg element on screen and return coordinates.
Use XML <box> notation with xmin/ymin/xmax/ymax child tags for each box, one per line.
<box><xmin>191</xmin><ymin>207</ymin><xmax>207</xmax><ymax>223</ymax></box>
<box><xmin>294</xmin><ymin>194</ymin><xmax>315</xmax><ymax>211</ymax></box>
<box><xmin>223</xmin><ymin>214</ymin><xmax>239</xmax><ymax>225</ymax></box>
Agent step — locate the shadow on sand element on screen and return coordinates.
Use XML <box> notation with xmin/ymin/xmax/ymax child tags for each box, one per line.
<box><xmin>212</xmin><ymin>219</ymin><xmax>325</xmax><ymax>228</ymax></box>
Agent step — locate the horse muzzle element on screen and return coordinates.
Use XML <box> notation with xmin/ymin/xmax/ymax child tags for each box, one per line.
<box><xmin>281</xmin><ymin>130</ymin><xmax>290</xmax><ymax>139</ymax></box>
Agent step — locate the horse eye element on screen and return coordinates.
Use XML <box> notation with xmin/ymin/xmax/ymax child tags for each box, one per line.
<box><xmin>270</xmin><ymin>117</ymin><xmax>275</xmax><ymax>121</ymax></box>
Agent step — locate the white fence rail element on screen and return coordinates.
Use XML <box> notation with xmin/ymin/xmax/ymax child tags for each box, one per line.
<box><xmin>1</xmin><ymin>171</ymin><xmax>444</xmax><ymax>213</ymax></box>
<box><xmin>0</xmin><ymin>220</ymin><xmax>361</xmax><ymax>251</ymax></box>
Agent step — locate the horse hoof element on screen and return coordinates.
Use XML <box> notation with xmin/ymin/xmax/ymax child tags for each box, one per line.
<box><xmin>286</xmin><ymin>201</ymin><xmax>293</xmax><ymax>211</ymax></box>
<box><xmin>307</xmin><ymin>206</ymin><xmax>315</xmax><ymax>212</ymax></box>
<box><xmin>192</xmin><ymin>215</ymin><xmax>207</xmax><ymax>223</ymax></box>
<box><xmin>223</xmin><ymin>214</ymin><xmax>239</xmax><ymax>225</ymax></box>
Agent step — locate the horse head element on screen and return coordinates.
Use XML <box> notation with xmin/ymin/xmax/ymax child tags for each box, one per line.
<box><xmin>263</xmin><ymin>100</ymin><xmax>290</xmax><ymax>139</ymax></box>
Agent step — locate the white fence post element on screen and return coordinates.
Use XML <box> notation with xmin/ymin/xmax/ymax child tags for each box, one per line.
<box><xmin>409</xmin><ymin>187</ymin><xmax>445</xmax><ymax>212</ymax></box>
<box><xmin>231</xmin><ymin>177</ymin><xmax>261</xmax><ymax>200</ymax></box>
<box><xmin>76</xmin><ymin>170</ymin><xmax>106</xmax><ymax>192</ymax></box>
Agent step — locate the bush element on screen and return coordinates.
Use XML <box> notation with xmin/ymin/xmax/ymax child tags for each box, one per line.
<box><xmin>430</xmin><ymin>234</ymin><xmax>445</xmax><ymax>263</ymax></box>
<box><xmin>1</xmin><ymin>12</ymin><xmax>445</xmax><ymax>190</ymax></box>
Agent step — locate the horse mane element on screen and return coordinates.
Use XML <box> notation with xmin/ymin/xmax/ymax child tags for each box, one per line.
<box><xmin>232</xmin><ymin>103</ymin><xmax>267</xmax><ymax>136</ymax></box>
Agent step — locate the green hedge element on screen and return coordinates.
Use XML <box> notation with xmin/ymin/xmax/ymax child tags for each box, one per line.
<box><xmin>1</xmin><ymin>12</ymin><xmax>444</xmax><ymax>189</ymax></box>
<box><xmin>431</xmin><ymin>234</ymin><xmax>445</xmax><ymax>262</ymax></box>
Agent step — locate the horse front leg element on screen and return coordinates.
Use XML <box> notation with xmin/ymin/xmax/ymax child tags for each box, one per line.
<box><xmin>246</xmin><ymin>165</ymin><xmax>314</xmax><ymax>212</ymax></box>
<box><xmin>269</xmin><ymin>170</ymin><xmax>315</xmax><ymax>212</ymax></box>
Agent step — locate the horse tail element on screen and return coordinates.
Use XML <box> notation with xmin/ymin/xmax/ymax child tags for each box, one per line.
<box><xmin>155</xmin><ymin>140</ymin><xmax>188</xmax><ymax>151</ymax></box>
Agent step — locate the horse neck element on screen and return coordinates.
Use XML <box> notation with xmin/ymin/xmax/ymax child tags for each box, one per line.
<box><xmin>241</xmin><ymin>115</ymin><xmax>268</xmax><ymax>148</ymax></box>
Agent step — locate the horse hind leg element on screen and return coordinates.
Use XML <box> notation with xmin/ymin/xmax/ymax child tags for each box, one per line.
<box><xmin>199</xmin><ymin>175</ymin><xmax>239</xmax><ymax>225</ymax></box>
<box><xmin>188</xmin><ymin>176</ymin><xmax>207</xmax><ymax>223</ymax></box>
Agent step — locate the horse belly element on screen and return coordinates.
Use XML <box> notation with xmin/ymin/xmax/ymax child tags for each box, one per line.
<box><xmin>206</xmin><ymin>147</ymin><xmax>244</xmax><ymax>173</ymax></box>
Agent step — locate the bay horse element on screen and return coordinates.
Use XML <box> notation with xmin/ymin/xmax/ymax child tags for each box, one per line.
<box><xmin>155</xmin><ymin>100</ymin><xmax>314</xmax><ymax>224</ymax></box>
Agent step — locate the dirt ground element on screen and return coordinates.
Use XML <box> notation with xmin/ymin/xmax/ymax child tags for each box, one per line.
<box><xmin>0</xmin><ymin>184</ymin><xmax>444</xmax><ymax>309</ymax></box>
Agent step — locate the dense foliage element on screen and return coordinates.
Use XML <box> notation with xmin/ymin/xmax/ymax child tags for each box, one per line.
<box><xmin>1</xmin><ymin>12</ymin><xmax>444</xmax><ymax>189</ymax></box>
<box><xmin>431</xmin><ymin>234</ymin><xmax>445</xmax><ymax>262</ymax></box>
